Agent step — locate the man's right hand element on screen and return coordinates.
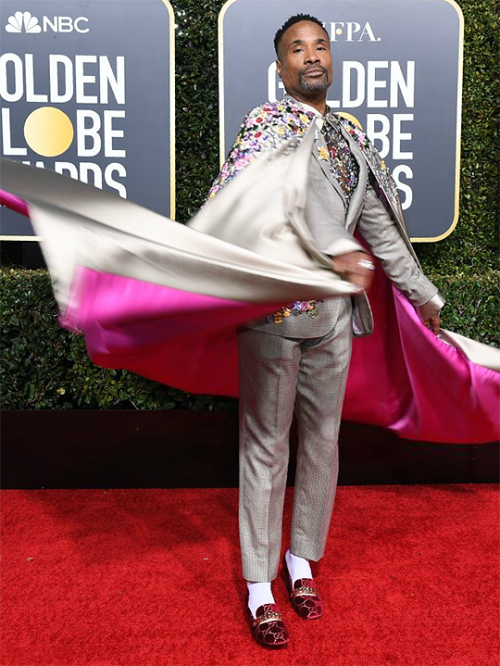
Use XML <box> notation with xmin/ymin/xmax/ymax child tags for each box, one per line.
<box><xmin>332</xmin><ymin>251</ymin><xmax>375</xmax><ymax>290</ymax></box>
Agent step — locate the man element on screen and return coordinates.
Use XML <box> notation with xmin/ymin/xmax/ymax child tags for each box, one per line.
<box><xmin>209</xmin><ymin>14</ymin><xmax>444</xmax><ymax>647</ymax></box>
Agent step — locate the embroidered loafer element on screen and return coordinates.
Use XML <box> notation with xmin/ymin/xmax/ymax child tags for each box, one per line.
<box><xmin>282</xmin><ymin>555</ymin><xmax>324</xmax><ymax>619</ymax></box>
<box><xmin>247</xmin><ymin>601</ymin><xmax>289</xmax><ymax>647</ymax></box>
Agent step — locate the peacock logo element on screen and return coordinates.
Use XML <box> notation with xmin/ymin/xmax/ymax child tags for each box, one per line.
<box><xmin>4</xmin><ymin>11</ymin><xmax>90</xmax><ymax>34</ymax></box>
<box><xmin>5</xmin><ymin>11</ymin><xmax>42</xmax><ymax>33</ymax></box>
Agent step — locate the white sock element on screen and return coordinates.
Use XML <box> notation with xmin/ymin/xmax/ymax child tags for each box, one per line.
<box><xmin>247</xmin><ymin>581</ymin><xmax>275</xmax><ymax>618</ymax></box>
<box><xmin>286</xmin><ymin>548</ymin><xmax>313</xmax><ymax>583</ymax></box>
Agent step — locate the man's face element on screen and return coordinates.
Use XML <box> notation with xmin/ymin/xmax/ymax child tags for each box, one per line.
<box><xmin>276</xmin><ymin>21</ymin><xmax>332</xmax><ymax>101</ymax></box>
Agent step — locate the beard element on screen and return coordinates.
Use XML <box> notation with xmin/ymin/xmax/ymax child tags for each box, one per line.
<box><xmin>298</xmin><ymin>67</ymin><xmax>329</xmax><ymax>93</ymax></box>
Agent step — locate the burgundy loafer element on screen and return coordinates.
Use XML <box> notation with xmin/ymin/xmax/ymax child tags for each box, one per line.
<box><xmin>282</xmin><ymin>555</ymin><xmax>324</xmax><ymax>619</ymax></box>
<box><xmin>247</xmin><ymin>600</ymin><xmax>289</xmax><ymax>647</ymax></box>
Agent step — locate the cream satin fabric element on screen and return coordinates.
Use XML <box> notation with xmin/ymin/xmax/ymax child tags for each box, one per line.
<box><xmin>0</xmin><ymin>138</ymin><xmax>359</xmax><ymax>318</ymax></box>
<box><xmin>437</xmin><ymin>330</ymin><xmax>500</xmax><ymax>373</ymax></box>
<box><xmin>189</xmin><ymin>123</ymin><xmax>338</xmax><ymax>273</ymax></box>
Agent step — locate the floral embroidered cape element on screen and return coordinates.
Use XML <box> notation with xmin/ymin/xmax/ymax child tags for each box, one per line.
<box><xmin>209</xmin><ymin>95</ymin><xmax>405</xmax><ymax>233</ymax></box>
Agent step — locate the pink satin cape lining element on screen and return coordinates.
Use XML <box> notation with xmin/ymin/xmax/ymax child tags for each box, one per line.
<box><xmin>1</xmin><ymin>191</ymin><xmax>29</xmax><ymax>217</ymax></box>
<box><xmin>2</xmin><ymin>191</ymin><xmax>498</xmax><ymax>444</ymax></box>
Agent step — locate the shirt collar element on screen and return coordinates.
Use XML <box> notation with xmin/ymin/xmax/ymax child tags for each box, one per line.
<box><xmin>286</xmin><ymin>95</ymin><xmax>330</xmax><ymax>119</ymax></box>
<box><xmin>299</xmin><ymin>101</ymin><xmax>322</xmax><ymax>117</ymax></box>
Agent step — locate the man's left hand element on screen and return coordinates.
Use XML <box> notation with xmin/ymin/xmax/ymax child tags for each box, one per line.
<box><xmin>424</xmin><ymin>313</ymin><xmax>441</xmax><ymax>334</ymax></box>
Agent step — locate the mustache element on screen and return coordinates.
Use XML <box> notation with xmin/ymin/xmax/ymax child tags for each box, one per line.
<box><xmin>300</xmin><ymin>65</ymin><xmax>328</xmax><ymax>76</ymax></box>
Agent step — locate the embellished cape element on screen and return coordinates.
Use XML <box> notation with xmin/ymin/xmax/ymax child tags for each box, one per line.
<box><xmin>1</xmin><ymin>115</ymin><xmax>499</xmax><ymax>444</ymax></box>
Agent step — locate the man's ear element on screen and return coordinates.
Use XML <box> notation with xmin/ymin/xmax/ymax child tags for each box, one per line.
<box><xmin>276</xmin><ymin>59</ymin><xmax>282</xmax><ymax>78</ymax></box>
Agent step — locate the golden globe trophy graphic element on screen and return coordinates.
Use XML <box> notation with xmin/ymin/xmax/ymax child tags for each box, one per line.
<box><xmin>23</xmin><ymin>107</ymin><xmax>74</xmax><ymax>157</ymax></box>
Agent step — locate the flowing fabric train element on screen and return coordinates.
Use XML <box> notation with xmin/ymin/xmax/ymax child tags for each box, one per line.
<box><xmin>1</xmin><ymin>156</ymin><xmax>498</xmax><ymax>444</ymax></box>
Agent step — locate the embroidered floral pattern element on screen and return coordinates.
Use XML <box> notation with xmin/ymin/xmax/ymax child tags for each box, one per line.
<box><xmin>317</xmin><ymin>146</ymin><xmax>329</xmax><ymax>161</ymax></box>
<box><xmin>266</xmin><ymin>299</ymin><xmax>323</xmax><ymax>325</ymax></box>
<box><xmin>208</xmin><ymin>99</ymin><xmax>316</xmax><ymax>200</ymax></box>
<box><xmin>208</xmin><ymin>96</ymin><xmax>397</xmax><ymax>209</ymax></box>
<box><xmin>340</xmin><ymin>122</ymin><xmax>370</xmax><ymax>149</ymax></box>
<box><xmin>322</xmin><ymin>121</ymin><xmax>359</xmax><ymax>205</ymax></box>
<box><xmin>339</xmin><ymin>117</ymin><xmax>399</xmax><ymax>203</ymax></box>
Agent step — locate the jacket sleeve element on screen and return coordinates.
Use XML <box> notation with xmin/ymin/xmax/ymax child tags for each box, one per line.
<box><xmin>358</xmin><ymin>183</ymin><xmax>445</xmax><ymax>318</ymax></box>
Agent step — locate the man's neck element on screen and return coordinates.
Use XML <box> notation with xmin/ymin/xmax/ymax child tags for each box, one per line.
<box><xmin>288</xmin><ymin>93</ymin><xmax>328</xmax><ymax>116</ymax></box>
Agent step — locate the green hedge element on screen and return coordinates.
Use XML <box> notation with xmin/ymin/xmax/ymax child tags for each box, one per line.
<box><xmin>0</xmin><ymin>269</ymin><xmax>237</xmax><ymax>410</ymax></box>
<box><xmin>415</xmin><ymin>0</ymin><xmax>499</xmax><ymax>275</ymax></box>
<box><xmin>1</xmin><ymin>0</ymin><xmax>498</xmax><ymax>410</ymax></box>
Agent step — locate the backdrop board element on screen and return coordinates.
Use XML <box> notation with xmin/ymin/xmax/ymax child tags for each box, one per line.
<box><xmin>0</xmin><ymin>0</ymin><xmax>175</xmax><ymax>239</ymax></box>
<box><xmin>219</xmin><ymin>0</ymin><xmax>463</xmax><ymax>241</ymax></box>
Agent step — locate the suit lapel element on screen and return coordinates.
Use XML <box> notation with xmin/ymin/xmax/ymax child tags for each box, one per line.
<box><xmin>322</xmin><ymin>112</ymin><xmax>368</xmax><ymax>229</ymax></box>
<box><xmin>334</xmin><ymin>114</ymin><xmax>420</xmax><ymax>262</ymax></box>
<box><xmin>280</xmin><ymin>96</ymin><xmax>347</xmax><ymax>205</ymax></box>
<box><xmin>311</xmin><ymin>125</ymin><xmax>348</xmax><ymax>206</ymax></box>
<box><xmin>341</xmin><ymin>131</ymin><xmax>368</xmax><ymax>230</ymax></box>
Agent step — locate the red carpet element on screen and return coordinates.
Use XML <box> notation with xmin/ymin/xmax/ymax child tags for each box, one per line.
<box><xmin>1</xmin><ymin>485</ymin><xmax>498</xmax><ymax>666</ymax></box>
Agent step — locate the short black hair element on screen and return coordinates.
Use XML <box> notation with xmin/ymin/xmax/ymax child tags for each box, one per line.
<box><xmin>274</xmin><ymin>14</ymin><xmax>329</xmax><ymax>57</ymax></box>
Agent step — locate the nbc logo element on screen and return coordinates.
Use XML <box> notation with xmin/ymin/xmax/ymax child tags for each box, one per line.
<box><xmin>5</xmin><ymin>11</ymin><xmax>41</xmax><ymax>33</ymax></box>
<box><xmin>4</xmin><ymin>11</ymin><xmax>90</xmax><ymax>33</ymax></box>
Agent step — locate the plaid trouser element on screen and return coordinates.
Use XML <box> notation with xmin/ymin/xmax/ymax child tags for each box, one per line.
<box><xmin>237</xmin><ymin>296</ymin><xmax>353</xmax><ymax>581</ymax></box>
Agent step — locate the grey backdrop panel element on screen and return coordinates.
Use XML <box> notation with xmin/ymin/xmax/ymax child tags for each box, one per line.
<box><xmin>0</xmin><ymin>0</ymin><xmax>173</xmax><ymax>237</ymax></box>
<box><xmin>220</xmin><ymin>0</ymin><xmax>463</xmax><ymax>241</ymax></box>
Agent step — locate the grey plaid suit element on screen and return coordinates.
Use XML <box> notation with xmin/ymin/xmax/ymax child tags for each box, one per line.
<box><xmin>236</xmin><ymin>103</ymin><xmax>440</xmax><ymax>582</ymax></box>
